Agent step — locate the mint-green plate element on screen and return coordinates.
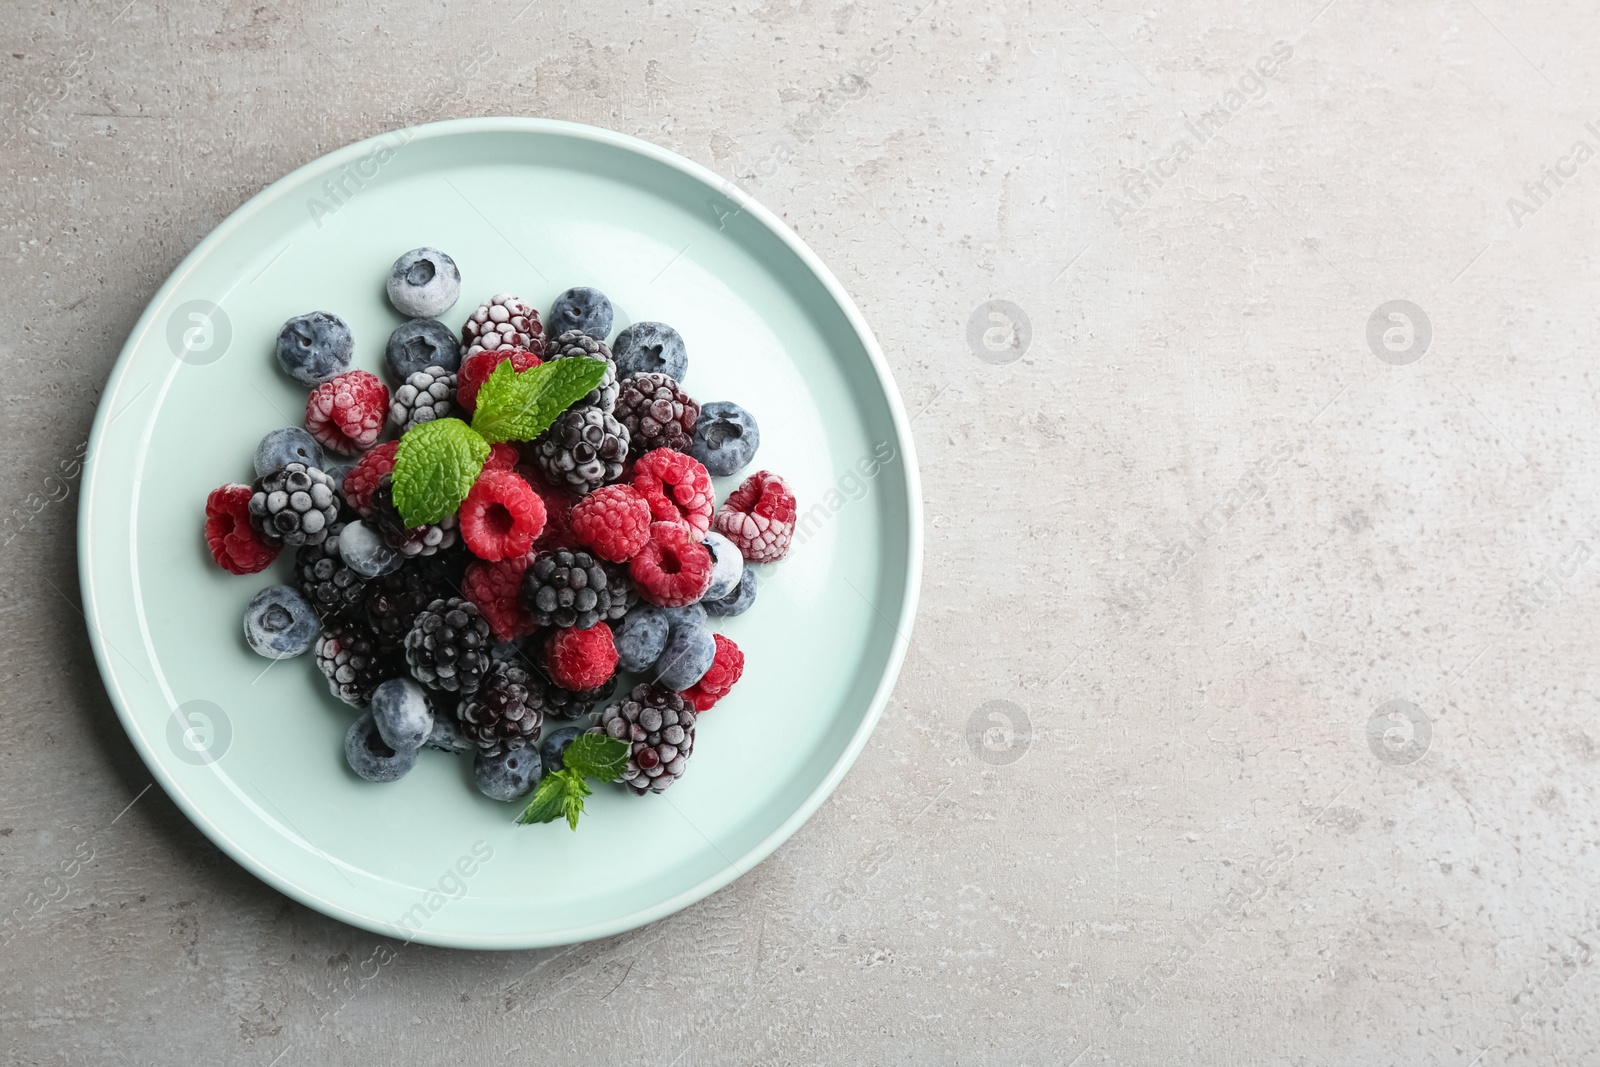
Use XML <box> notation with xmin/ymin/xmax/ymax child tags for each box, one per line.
<box><xmin>78</xmin><ymin>118</ymin><xmax>921</xmax><ymax>949</ymax></box>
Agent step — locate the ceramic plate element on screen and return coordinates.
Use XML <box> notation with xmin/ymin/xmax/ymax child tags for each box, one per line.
<box><xmin>77</xmin><ymin>118</ymin><xmax>921</xmax><ymax>948</ymax></box>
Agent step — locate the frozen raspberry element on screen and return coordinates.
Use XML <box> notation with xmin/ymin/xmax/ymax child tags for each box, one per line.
<box><xmin>632</xmin><ymin>448</ymin><xmax>714</xmax><ymax>537</ymax></box>
<box><xmin>205</xmin><ymin>484</ymin><xmax>280</xmax><ymax>574</ymax></box>
<box><xmin>681</xmin><ymin>634</ymin><xmax>744</xmax><ymax>712</ymax></box>
<box><xmin>459</xmin><ymin>469</ymin><xmax>545</xmax><ymax>562</ymax></box>
<box><xmin>341</xmin><ymin>441</ymin><xmax>398</xmax><ymax>516</ymax></box>
<box><xmin>570</xmin><ymin>483</ymin><xmax>651</xmax><ymax>562</ymax></box>
<box><xmin>544</xmin><ymin>623</ymin><xmax>618</xmax><ymax>691</ymax></box>
<box><xmin>629</xmin><ymin>521</ymin><xmax>714</xmax><ymax>608</ymax></box>
<box><xmin>521</xmin><ymin>468</ymin><xmax>582</xmax><ymax>550</ymax></box>
<box><xmin>484</xmin><ymin>442</ymin><xmax>519</xmax><ymax>471</ymax></box>
<box><xmin>456</xmin><ymin>348</ymin><xmax>541</xmax><ymax>413</ymax></box>
<box><xmin>306</xmin><ymin>370</ymin><xmax>388</xmax><ymax>455</ymax></box>
<box><xmin>462</xmin><ymin>554</ymin><xmax>537</xmax><ymax>641</ymax></box>
<box><xmin>713</xmin><ymin>470</ymin><xmax>798</xmax><ymax>563</ymax></box>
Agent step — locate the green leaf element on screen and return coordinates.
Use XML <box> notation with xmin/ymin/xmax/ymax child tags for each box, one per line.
<box><xmin>560</xmin><ymin>733</ymin><xmax>630</xmax><ymax>782</ymax></box>
<box><xmin>515</xmin><ymin>771</ymin><xmax>570</xmax><ymax>826</ymax></box>
<box><xmin>391</xmin><ymin>418</ymin><xmax>489</xmax><ymax>528</ymax></box>
<box><xmin>563</xmin><ymin>775</ymin><xmax>592</xmax><ymax>832</ymax></box>
<box><xmin>470</xmin><ymin>357</ymin><xmax>609</xmax><ymax>444</ymax></box>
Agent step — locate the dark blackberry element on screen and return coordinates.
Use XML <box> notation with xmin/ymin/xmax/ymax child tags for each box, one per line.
<box><xmin>542</xmin><ymin>677</ymin><xmax>613</xmax><ymax>720</ymax></box>
<box><xmin>615</xmin><ymin>373</ymin><xmax>698</xmax><ymax>457</ymax></box>
<box><xmin>521</xmin><ymin>549</ymin><xmax>630</xmax><ymax>630</ymax></box>
<box><xmin>368</xmin><ymin>473</ymin><xmax>459</xmax><ymax>558</ymax></box>
<box><xmin>365</xmin><ymin>562</ymin><xmax>457</xmax><ymax>653</ymax></box>
<box><xmin>591</xmin><ymin>683</ymin><xmax>696</xmax><ymax>795</ymax></box>
<box><xmin>543</xmin><ymin>329</ymin><xmax>619</xmax><ymax>412</ymax></box>
<box><xmin>530</xmin><ymin>406</ymin><xmax>630</xmax><ymax>495</ymax></box>
<box><xmin>455</xmin><ymin>661</ymin><xmax>544</xmax><ymax>755</ymax></box>
<box><xmin>296</xmin><ymin>522</ymin><xmax>368</xmax><ymax>618</ymax></box>
<box><xmin>315</xmin><ymin>621</ymin><xmax>394</xmax><ymax>707</ymax></box>
<box><xmin>404</xmin><ymin>597</ymin><xmax>492</xmax><ymax>695</ymax></box>
<box><xmin>248</xmin><ymin>462</ymin><xmax>340</xmax><ymax>547</ymax></box>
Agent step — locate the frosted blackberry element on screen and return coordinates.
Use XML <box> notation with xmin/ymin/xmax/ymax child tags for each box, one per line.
<box><xmin>543</xmin><ymin>330</ymin><xmax>619</xmax><ymax>412</ymax></box>
<box><xmin>530</xmin><ymin>406</ymin><xmax>629</xmax><ymax>494</ymax></box>
<box><xmin>455</xmin><ymin>660</ymin><xmax>544</xmax><ymax>755</ymax></box>
<box><xmin>404</xmin><ymin>597</ymin><xmax>492</xmax><ymax>696</ymax></box>
<box><xmin>368</xmin><ymin>474</ymin><xmax>459</xmax><ymax>558</ymax></box>
<box><xmin>315</xmin><ymin>621</ymin><xmax>393</xmax><ymax>707</ymax></box>
<box><xmin>591</xmin><ymin>684</ymin><xmax>696</xmax><ymax>795</ymax></box>
<box><xmin>542</xmin><ymin>678</ymin><xmax>612</xmax><ymax>720</ymax></box>
<box><xmin>461</xmin><ymin>293</ymin><xmax>543</xmax><ymax>360</ymax></box>
<box><xmin>248</xmin><ymin>462</ymin><xmax>339</xmax><ymax>547</ymax></box>
<box><xmin>521</xmin><ymin>549</ymin><xmax>630</xmax><ymax>630</ymax></box>
<box><xmin>388</xmin><ymin>366</ymin><xmax>456</xmax><ymax>433</ymax></box>
<box><xmin>296</xmin><ymin>522</ymin><xmax>368</xmax><ymax>618</ymax></box>
<box><xmin>365</xmin><ymin>562</ymin><xmax>457</xmax><ymax>653</ymax></box>
<box><xmin>615</xmin><ymin>373</ymin><xmax>698</xmax><ymax>457</ymax></box>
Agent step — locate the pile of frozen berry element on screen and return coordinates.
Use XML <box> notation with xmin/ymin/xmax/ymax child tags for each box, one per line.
<box><xmin>205</xmin><ymin>247</ymin><xmax>796</xmax><ymax>825</ymax></box>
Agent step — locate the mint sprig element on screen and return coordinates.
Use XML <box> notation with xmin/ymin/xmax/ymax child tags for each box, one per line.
<box><xmin>471</xmin><ymin>357</ymin><xmax>608</xmax><ymax>444</ymax></box>
<box><xmin>515</xmin><ymin>733</ymin><xmax>630</xmax><ymax>831</ymax></box>
<box><xmin>391</xmin><ymin>417</ymin><xmax>490</xmax><ymax>528</ymax></box>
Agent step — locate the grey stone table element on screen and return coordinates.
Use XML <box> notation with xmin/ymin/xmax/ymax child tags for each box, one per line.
<box><xmin>3</xmin><ymin>1</ymin><xmax>1596</xmax><ymax>1063</ymax></box>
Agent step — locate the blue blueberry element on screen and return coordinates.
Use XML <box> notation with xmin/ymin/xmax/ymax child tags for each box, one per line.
<box><xmin>385</xmin><ymin>317</ymin><xmax>461</xmax><ymax>379</ymax></box>
<box><xmin>616</xmin><ymin>607</ymin><xmax>671</xmax><ymax>672</ymax></box>
<box><xmin>254</xmin><ymin>427</ymin><xmax>324</xmax><ymax>478</ymax></box>
<box><xmin>474</xmin><ymin>746</ymin><xmax>542</xmax><ymax>802</ymax></box>
<box><xmin>613</xmin><ymin>321</ymin><xmax>687</xmax><ymax>381</ymax></box>
<box><xmin>386</xmin><ymin>247</ymin><xmax>461</xmax><ymax>319</ymax></box>
<box><xmin>425</xmin><ymin>709</ymin><xmax>474</xmax><ymax>755</ymax></box>
<box><xmin>656</xmin><ymin>621</ymin><xmax>716</xmax><ymax>690</ymax></box>
<box><xmin>276</xmin><ymin>312</ymin><xmax>353</xmax><ymax>386</ymax></box>
<box><xmin>548</xmin><ymin>286</ymin><xmax>614</xmax><ymax>340</ymax></box>
<box><xmin>704</xmin><ymin>565</ymin><xmax>757</xmax><ymax>617</ymax></box>
<box><xmin>369</xmin><ymin>677</ymin><xmax>433</xmax><ymax>752</ymax></box>
<box><xmin>690</xmin><ymin>402</ymin><xmax>760</xmax><ymax>477</ymax></box>
<box><xmin>345</xmin><ymin>712</ymin><xmax>419</xmax><ymax>782</ymax></box>
<box><xmin>540</xmin><ymin>725</ymin><xmax>584</xmax><ymax>774</ymax></box>
<box><xmin>243</xmin><ymin>584</ymin><xmax>319</xmax><ymax>659</ymax></box>
<box><xmin>700</xmin><ymin>531</ymin><xmax>744</xmax><ymax>601</ymax></box>
<box><xmin>338</xmin><ymin>521</ymin><xmax>403</xmax><ymax>578</ymax></box>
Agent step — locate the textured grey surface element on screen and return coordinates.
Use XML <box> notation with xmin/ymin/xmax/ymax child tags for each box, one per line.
<box><xmin>3</xmin><ymin>0</ymin><xmax>1598</xmax><ymax>1063</ymax></box>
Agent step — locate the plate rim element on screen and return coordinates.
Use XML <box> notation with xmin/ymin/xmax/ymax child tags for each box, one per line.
<box><xmin>77</xmin><ymin>116</ymin><xmax>924</xmax><ymax>949</ymax></box>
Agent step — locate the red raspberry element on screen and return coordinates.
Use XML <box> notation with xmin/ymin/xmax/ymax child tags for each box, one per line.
<box><xmin>457</xmin><ymin>348</ymin><xmax>541</xmax><ymax>413</ymax></box>
<box><xmin>484</xmin><ymin>442</ymin><xmax>519</xmax><ymax>471</ymax></box>
<box><xmin>570</xmin><ymin>484</ymin><xmax>651</xmax><ymax>562</ymax></box>
<box><xmin>342</xmin><ymin>440</ymin><xmax>398</xmax><ymax>516</ymax></box>
<box><xmin>306</xmin><ymin>370</ymin><xmax>388</xmax><ymax>455</ymax></box>
<box><xmin>544</xmin><ymin>623</ymin><xmax>618</xmax><ymax>690</ymax></box>
<box><xmin>632</xmin><ymin>448</ymin><xmax>714</xmax><ymax>537</ymax></box>
<box><xmin>520</xmin><ymin>465</ymin><xmax>582</xmax><ymax>550</ymax></box>
<box><xmin>681</xmin><ymin>634</ymin><xmax>744</xmax><ymax>712</ymax></box>
<box><xmin>463</xmin><ymin>554</ymin><xmax>537</xmax><ymax>641</ymax></box>
<box><xmin>713</xmin><ymin>470</ymin><xmax>797</xmax><ymax>563</ymax></box>
<box><xmin>459</xmin><ymin>469</ymin><xmax>546</xmax><ymax>562</ymax></box>
<box><xmin>204</xmin><ymin>484</ymin><xmax>279</xmax><ymax>574</ymax></box>
<box><xmin>629</xmin><ymin>521</ymin><xmax>714</xmax><ymax>607</ymax></box>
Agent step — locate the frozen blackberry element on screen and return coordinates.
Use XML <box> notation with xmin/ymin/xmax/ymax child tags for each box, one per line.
<box><xmin>315</xmin><ymin>621</ymin><xmax>394</xmax><ymax>707</ymax></box>
<box><xmin>615</xmin><ymin>372</ymin><xmax>698</xmax><ymax>457</ymax></box>
<box><xmin>543</xmin><ymin>330</ymin><xmax>619</xmax><ymax>412</ymax></box>
<box><xmin>455</xmin><ymin>660</ymin><xmax>544</xmax><ymax>755</ymax></box>
<box><xmin>542</xmin><ymin>677</ymin><xmax>613</xmax><ymax>720</ymax></box>
<box><xmin>404</xmin><ymin>597</ymin><xmax>492</xmax><ymax>695</ymax></box>
<box><xmin>368</xmin><ymin>473</ymin><xmax>459</xmax><ymax>558</ymax></box>
<box><xmin>461</xmin><ymin>293</ymin><xmax>544</xmax><ymax>360</ymax></box>
<box><xmin>365</xmin><ymin>562</ymin><xmax>458</xmax><ymax>653</ymax></box>
<box><xmin>388</xmin><ymin>365</ymin><xmax>456</xmax><ymax>433</ymax></box>
<box><xmin>296</xmin><ymin>522</ymin><xmax>368</xmax><ymax>618</ymax></box>
<box><xmin>591</xmin><ymin>683</ymin><xmax>696</xmax><ymax>795</ymax></box>
<box><xmin>521</xmin><ymin>549</ymin><xmax>630</xmax><ymax>630</ymax></box>
<box><xmin>531</xmin><ymin>406</ymin><xmax>629</xmax><ymax>495</ymax></box>
<box><xmin>248</xmin><ymin>462</ymin><xmax>339</xmax><ymax>547</ymax></box>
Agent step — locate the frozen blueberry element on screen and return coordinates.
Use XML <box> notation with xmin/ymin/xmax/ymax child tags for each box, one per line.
<box><xmin>339</xmin><ymin>521</ymin><xmax>403</xmax><ymax>578</ymax></box>
<box><xmin>243</xmin><ymin>584</ymin><xmax>319</xmax><ymax>659</ymax></box>
<box><xmin>616</xmin><ymin>606</ymin><xmax>672</xmax><ymax>672</ymax></box>
<box><xmin>540</xmin><ymin>725</ymin><xmax>584</xmax><ymax>774</ymax></box>
<box><xmin>612</xmin><ymin>321</ymin><xmax>687</xmax><ymax>381</ymax></box>
<box><xmin>700</xmin><ymin>531</ymin><xmax>744</xmax><ymax>601</ymax></box>
<box><xmin>547</xmin><ymin>287</ymin><xmax>614</xmax><ymax>340</ymax></box>
<box><xmin>386</xmin><ymin>247</ymin><xmax>461</xmax><ymax>319</ymax></box>
<box><xmin>345</xmin><ymin>712</ymin><xmax>419</xmax><ymax>782</ymax></box>
<box><xmin>704</xmin><ymin>565</ymin><xmax>757</xmax><ymax>617</ymax></box>
<box><xmin>690</xmin><ymin>402</ymin><xmax>760</xmax><ymax>477</ymax></box>
<box><xmin>385</xmin><ymin>317</ymin><xmax>461</xmax><ymax>378</ymax></box>
<box><xmin>655</xmin><ymin>620</ymin><xmax>716</xmax><ymax>690</ymax></box>
<box><xmin>322</xmin><ymin>459</ymin><xmax>356</xmax><ymax>496</ymax></box>
<box><xmin>276</xmin><ymin>311</ymin><xmax>353</xmax><ymax>386</ymax></box>
<box><xmin>369</xmin><ymin>677</ymin><xmax>433</xmax><ymax>752</ymax></box>
<box><xmin>254</xmin><ymin>427</ymin><xmax>324</xmax><ymax>478</ymax></box>
<box><xmin>474</xmin><ymin>746</ymin><xmax>542</xmax><ymax>802</ymax></box>
<box><xmin>425</xmin><ymin>710</ymin><xmax>474</xmax><ymax>755</ymax></box>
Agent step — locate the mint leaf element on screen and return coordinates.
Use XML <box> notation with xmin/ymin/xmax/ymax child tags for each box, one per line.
<box><xmin>563</xmin><ymin>774</ymin><xmax>592</xmax><ymax>832</ymax></box>
<box><xmin>560</xmin><ymin>733</ymin><xmax>629</xmax><ymax>782</ymax></box>
<box><xmin>515</xmin><ymin>771</ymin><xmax>569</xmax><ymax>826</ymax></box>
<box><xmin>391</xmin><ymin>418</ymin><xmax>489</xmax><ymax>527</ymax></box>
<box><xmin>471</xmin><ymin>357</ymin><xmax>608</xmax><ymax>444</ymax></box>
